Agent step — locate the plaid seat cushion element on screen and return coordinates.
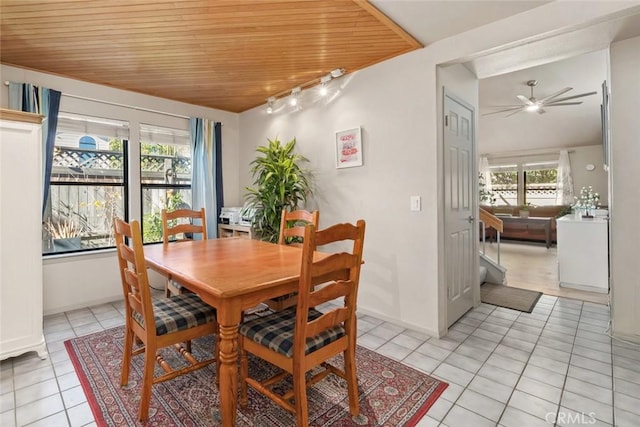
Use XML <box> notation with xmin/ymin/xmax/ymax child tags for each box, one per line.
<box><xmin>133</xmin><ymin>293</ymin><xmax>216</xmax><ymax>336</ymax></box>
<box><xmin>239</xmin><ymin>307</ymin><xmax>345</xmax><ymax>358</ymax></box>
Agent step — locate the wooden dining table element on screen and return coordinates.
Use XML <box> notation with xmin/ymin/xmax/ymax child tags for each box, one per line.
<box><xmin>143</xmin><ymin>237</ymin><xmax>315</xmax><ymax>426</ymax></box>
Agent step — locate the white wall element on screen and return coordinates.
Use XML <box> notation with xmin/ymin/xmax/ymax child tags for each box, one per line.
<box><xmin>569</xmin><ymin>145</ymin><xmax>609</xmax><ymax>203</ymax></box>
<box><xmin>0</xmin><ymin>65</ymin><xmax>241</xmax><ymax>314</ymax></box>
<box><xmin>240</xmin><ymin>51</ymin><xmax>443</xmax><ymax>336</ymax></box>
<box><xmin>239</xmin><ymin>1</ymin><xmax>639</xmax><ymax>337</ymax></box>
<box><xmin>609</xmin><ymin>35</ymin><xmax>640</xmax><ymax>341</ymax></box>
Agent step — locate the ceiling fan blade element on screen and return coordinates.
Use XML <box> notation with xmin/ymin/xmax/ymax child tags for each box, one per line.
<box><xmin>545</xmin><ymin>91</ymin><xmax>597</xmax><ymax>104</ymax></box>
<box><xmin>517</xmin><ymin>95</ymin><xmax>534</xmax><ymax>105</ymax></box>
<box><xmin>544</xmin><ymin>102</ymin><xmax>583</xmax><ymax>106</ymax></box>
<box><xmin>481</xmin><ymin>107</ymin><xmax>523</xmax><ymax>116</ymax></box>
<box><xmin>485</xmin><ymin>104</ymin><xmax>527</xmax><ymax>108</ymax></box>
<box><xmin>539</xmin><ymin>87</ymin><xmax>572</xmax><ymax>103</ymax></box>
<box><xmin>505</xmin><ymin>108</ymin><xmax>524</xmax><ymax>118</ymax></box>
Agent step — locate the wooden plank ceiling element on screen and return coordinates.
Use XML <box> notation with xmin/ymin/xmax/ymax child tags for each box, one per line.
<box><xmin>0</xmin><ymin>0</ymin><xmax>422</xmax><ymax>113</ymax></box>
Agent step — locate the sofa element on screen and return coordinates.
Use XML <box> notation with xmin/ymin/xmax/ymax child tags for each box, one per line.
<box><xmin>480</xmin><ymin>205</ymin><xmax>570</xmax><ymax>245</ymax></box>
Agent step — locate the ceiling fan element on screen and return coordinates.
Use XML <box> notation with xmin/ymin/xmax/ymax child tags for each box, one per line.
<box><xmin>483</xmin><ymin>80</ymin><xmax>597</xmax><ymax>117</ymax></box>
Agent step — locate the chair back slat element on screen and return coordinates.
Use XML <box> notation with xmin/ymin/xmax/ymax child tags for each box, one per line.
<box><xmin>124</xmin><ymin>269</ymin><xmax>144</xmax><ymax>316</ymax></box>
<box><xmin>307</xmin><ymin>280</ymin><xmax>351</xmax><ymax>307</ymax></box>
<box><xmin>314</xmin><ymin>222</ymin><xmax>363</xmax><ymax>246</ymax></box>
<box><xmin>309</xmin><ymin>252</ymin><xmax>356</xmax><ymax>281</ymax></box>
<box><xmin>165</xmin><ymin>223</ymin><xmax>206</xmax><ymax>239</ymax></box>
<box><xmin>162</xmin><ymin>208</ymin><xmax>207</xmax><ymax>244</ymax></box>
<box><xmin>305</xmin><ymin>307</ymin><xmax>349</xmax><ymax>338</ymax></box>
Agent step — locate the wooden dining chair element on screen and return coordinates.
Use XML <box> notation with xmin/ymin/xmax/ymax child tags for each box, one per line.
<box><xmin>278</xmin><ymin>208</ymin><xmax>319</xmax><ymax>247</ymax></box>
<box><xmin>239</xmin><ymin>220</ymin><xmax>366</xmax><ymax>426</ymax></box>
<box><xmin>263</xmin><ymin>209</ymin><xmax>320</xmax><ymax>311</ymax></box>
<box><xmin>114</xmin><ymin>217</ymin><xmax>218</xmax><ymax>422</ymax></box>
<box><xmin>161</xmin><ymin>208</ymin><xmax>207</xmax><ymax>297</ymax></box>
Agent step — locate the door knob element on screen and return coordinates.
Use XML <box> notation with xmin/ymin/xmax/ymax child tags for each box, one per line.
<box><xmin>468</xmin><ymin>216</ymin><xmax>475</xmax><ymax>223</ymax></box>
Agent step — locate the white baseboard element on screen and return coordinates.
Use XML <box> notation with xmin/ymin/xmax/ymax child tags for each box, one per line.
<box><xmin>43</xmin><ymin>295</ymin><xmax>122</xmax><ymax>317</ymax></box>
<box><xmin>611</xmin><ymin>331</ymin><xmax>640</xmax><ymax>346</ymax></box>
<box><xmin>357</xmin><ymin>306</ymin><xmax>442</xmax><ymax>339</ymax></box>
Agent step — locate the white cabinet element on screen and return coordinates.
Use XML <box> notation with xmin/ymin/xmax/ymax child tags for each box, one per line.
<box><xmin>0</xmin><ymin>109</ymin><xmax>48</xmax><ymax>360</ymax></box>
<box><xmin>557</xmin><ymin>216</ymin><xmax>609</xmax><ymax>293</ymax></box>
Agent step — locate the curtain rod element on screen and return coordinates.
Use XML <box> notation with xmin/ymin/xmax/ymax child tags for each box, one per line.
<box><xmin>484</xmin><ymin>149</ymin><xmax>575</xmax><ymax>160</ymax></box>
<box><xmin>4</xmin><ymin>81</ymin><xmax>223</xmax><ymax>124</ymax></box>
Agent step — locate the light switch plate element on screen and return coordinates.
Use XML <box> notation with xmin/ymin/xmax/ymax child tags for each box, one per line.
<box><xmin>410</xmin><ymin>196</ymin><xmax>421</xmax><ymax>212</ymax></box>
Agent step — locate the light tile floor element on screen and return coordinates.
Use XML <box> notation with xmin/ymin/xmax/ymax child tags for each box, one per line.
<box><xmin>1</xmin><ymin>295</ymin><xmax>639</xmax><ymax>426</ymax></box>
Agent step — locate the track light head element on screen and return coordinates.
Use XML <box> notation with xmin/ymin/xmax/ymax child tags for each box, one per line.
<box><xmin>319</xmin><ymin>74</ymin><xmax>332</xmax><ymax>96</ymax></box>
<box><xmin>330</xmin><ymin>68</ymin><xmax>345</xmax><ymax>78</ymax></box>
<box><xmin>266</xmin><ymin>97</ymin><xmax>275</xmax><ymax>114</ymax></box>
<box><xmin>289</xmin><ymin>87</ymin><xmax>301</xmax><ymax>106</ymax></box>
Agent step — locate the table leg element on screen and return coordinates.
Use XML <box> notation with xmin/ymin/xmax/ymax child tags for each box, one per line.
<box><xmin>218</xmin><ymin>322</ymin><xmax>239</xmax><ymax>426</ymax></box>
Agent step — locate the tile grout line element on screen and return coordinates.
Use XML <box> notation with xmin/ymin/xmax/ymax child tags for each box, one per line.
<box><xmin>553</xmin><ymin>299</ymin><xmax>585</xmax><ymax>426</ymax></box>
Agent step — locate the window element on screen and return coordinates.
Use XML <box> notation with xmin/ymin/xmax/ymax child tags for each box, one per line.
<box><xmin>523</xmin><ymin>161</ymin><xmax>558</xmax><ymax>206</ymax></box>
<box><xmin>488</xmin><ymin>164</ymin><xmax>518</xmax><ymax>206</ymax></box>
<box><xmin>139</xmin><ymin>124</ymin><xmax>192</xmax><ymax>243</ymax></box>
<box><xmin>44</xmin><ymin>114</ymin><xmax>129</xmax><ymax>254</ymax></box>
<box><xmin>487</xmin><ymin>159</ymin><xmax>559</xmax><ymax>207</ymax></box>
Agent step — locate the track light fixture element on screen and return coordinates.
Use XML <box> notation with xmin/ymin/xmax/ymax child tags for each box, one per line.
<box><xmin>264</xmin><ymin>67</ymin><xmax>346</xmax><ymax>113</ymax></box>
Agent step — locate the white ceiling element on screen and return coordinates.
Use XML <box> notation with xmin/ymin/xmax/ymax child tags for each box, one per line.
<box><xmin>370</xmin><ymin>1</ymin><xmax>551</xmax><ymax>46</ymax></box>
<box><xmin>478</xmin><ymin>49</ymin><xmax>608</xmax><ymax>154</ymax></box>
<box><xmin>372</xmin><ymin>1</ymin><xmax>640</xmax><ymax>155</ymax></box>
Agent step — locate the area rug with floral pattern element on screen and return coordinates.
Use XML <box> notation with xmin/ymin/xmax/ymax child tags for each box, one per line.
<box><xmin>65</xmin><ymin>326</ymin><xmax>447</xmax><ymax>426</ymax></box>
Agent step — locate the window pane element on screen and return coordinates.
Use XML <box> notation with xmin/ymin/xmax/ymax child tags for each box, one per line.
<box><xmin>44</xmin><ymin>185</ymin><xmax>124</xmax><ymax>253</ymax></box>
<box><xmin>490</xmin><ymin>168</ymin><xmax>518</xmax><ymax>206</ymax></box>
<box><xmin>45</xmin><ymin>117</ymin><xmax>127</xmax><ymax>254</ymax></box>
<box><xmin>140</xmin><ymin>125</ymin><xmax>192</xmax><ymax>244</ymax></box>
<box><xmin>525</xmin><ymin>167</ymin><xmax>558</xmax><ymax>206</ymax></box>
<box><xmin>140</xmin><ymin>127</ymin><xmax>191</xmax><ymax>185</ymax></box>
<box><xmin>141</xmin><ymin>188</ymin><xmax>192</xmax><ymax>243</ymax></box>
<box><xmin>51</xmin><ymin>139</ymin><xmax>124</xmax><ymax>183</ymax></box>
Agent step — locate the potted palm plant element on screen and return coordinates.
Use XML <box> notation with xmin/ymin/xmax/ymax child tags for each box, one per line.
<box><xmin>244</xmin><ymin>137</ymin><xmax>312</xmax><ymax>242</ymax></box>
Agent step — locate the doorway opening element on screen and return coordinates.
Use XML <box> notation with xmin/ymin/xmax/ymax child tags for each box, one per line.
<box><xmin>472</xmin><ymin>47</ymin><xmax>610</xmax><ymax>305</ymax></box>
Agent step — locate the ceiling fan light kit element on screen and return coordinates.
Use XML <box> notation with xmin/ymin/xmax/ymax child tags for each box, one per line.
<box><xmin>483</xmin><ymin>79</ymin><xmax>597</xmax><ymax>117</ymax></box>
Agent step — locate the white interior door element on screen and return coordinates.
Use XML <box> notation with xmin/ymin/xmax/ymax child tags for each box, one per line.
<box><xmin>444</xmin><ymin>90</ymin><xmax>476</xmax><ymax>327</ymax></box>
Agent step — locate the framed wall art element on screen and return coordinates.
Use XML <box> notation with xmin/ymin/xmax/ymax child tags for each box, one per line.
<box><xmin>335</xmin><ymin>127</ymin><xmax>363</xmax><ymax>168</ymax></box>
